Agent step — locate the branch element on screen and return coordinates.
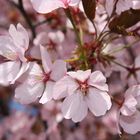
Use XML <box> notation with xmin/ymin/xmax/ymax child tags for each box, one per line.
<box><xmin>7</xmin><ymin>0</ymin><xmax>36</xmax><ymax>39</ymax></box>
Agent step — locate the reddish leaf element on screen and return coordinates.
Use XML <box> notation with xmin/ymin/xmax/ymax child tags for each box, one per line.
<box><xmin>109</xmin><ymin>9</ymin><xmax>140</xmax><ymax>35</ymax></box>
<box><xmin>82</xmin><ymin>0</ymin><xmax>96</xmax><ymax>21</ymax></box>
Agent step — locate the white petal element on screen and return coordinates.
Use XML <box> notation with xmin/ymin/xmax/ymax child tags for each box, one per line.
<box><xmin>31</xmin><ymin>0</ymin><xmax>64</xmax><ymax>14</ymax></box>
<box><xmin>86</xmin><ymin>87</ymin><xmax>112</xmax><ymax>116</ymax></box>
<box><xmin>15</xmin><ymin>62</ymin><xmax>45</xmax><ymax>104</ymax></box>
<box><xmin>39</xmin><ymin>81</ymin><xmax>54</xmax><ymax>104</ymax></box>
<box><xmin>69</xmin><ymin>0</ymin><xmax>80</xmax><ymax>6</ymax></box>
<box><xmin>17</xmin><ymin>23</ymin><xmax>29</xmax><ymax>50</ymax></box>
<box><xmin>120</xmin><ymin>111</ymin><xmax>140</xmax><ymax>134</ymax></box>
<box><xmin>88</xmin><ymin>71</ymin><xmax>108</xmax><ymax>91</ymax></box>
<box><xmin>0</xmin><ymin>36</ymin><xmax>17</xmax><ymax>60</ymax></box>
<box><xmin>125</xmin><ymin>85</ymin><xmax>140</xmax><ymax>98</ymax></box>
<box><xmin>40</xmin><ymin>45</ymin><xmax>52</xmax><ymax>73</ymax></box>
<box><xmin>11</xmin><ymin>62</ymin><xmax>30</xmax><ymax>84</ymax></box>
<box><xmin>72</xmin><ymin>91</ymin><xmax>88</xmax><ymax>122</ymax></box>
<box><xmin>15</xmin><ymin>80</ymin><xmax>44</xmax><ymax>104</ymax></box>
<box><xmin>50</xmin><ymin>60</ymin><xmax>66</xmax><ymax>81</ymax></box>
<box><xmin>53</xmin><ymin>76</ymin><xmax>78</xmax><ymax>100</ymax></box>
<box><xmin>62</xmin><ymin>91</ymin><xmax>87</xmax><ymax>122</ymax></box>
<box><xmin>15</xmin><ymin>62</ymin><xmax>43</xmax><ymax>85</ymax></box>
<box><xmin>0</xmin><ymin>61</ymin><xmax>20</xmax><ymax>86</ymax></box>
<box><xmin>8</xmin><ymin>24</ymin><xmax>29</xmax><ymax>62</ymax></box>
<box><xmin>105</xmin><ymin>0</ymin><xmax>114</xmax><ymax>17</ymax></box>
<box><xmin>120</xmin><ymin>94</ymin><xmax>137</xmax><ymax>116</ymax></box>
<box><xmin>27</xmin><ymin>62</ymin><xmax>43</xmax><ymax>76</ymax></box>
<box><xmin>9</xmin><ymin>24</ymin><xmax>29</xmax><ymax>50</ymax></box>
<box><xmin>67</xmin><ymin>70</ymin><xmax>91</xmax><ymax>82</ymax></box>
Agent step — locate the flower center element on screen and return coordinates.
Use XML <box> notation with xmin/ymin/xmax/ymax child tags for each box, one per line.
<box><xmin>43</xmin><ymin>72</ymin><xmax>51</xmax><ymax>83</ymax></box>
<box><xmin>62</xmin><ymin>0</ymin><xmax>70</xmax><ymax>7</ymax></box>
<box><xmin>77</xmin><ymin>80</ymin><xmax>89</xmax><ymax>95</ymax></box>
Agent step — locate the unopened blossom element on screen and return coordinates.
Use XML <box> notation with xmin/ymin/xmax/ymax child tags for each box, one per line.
<box><xmin>0</xmin><ymin>24</ymin><xmax>30</xmax><ymax>86</ymax></box>
<box><xmin>31</xmin><ymin>31</ymin><xmax>65</xmax><ymax>60</ymax></box>
<box><xmin>15</xmin><ymin>45</ymin><xmax>66</xmax><ymax>104</ymax></box>
<box><xmin>53</xmin><ymin>70</ymin><xmax>112</xmax><ymax>122</ymax></box>
<box><xmin>31</xmin><ymin>0</ymin><xmax>80</xmax><ymax>14</ymax></box>
<box><xmin>119</xmin><ymin>85</ymin><xmax>140</xmax><ymax>134</ymax></box>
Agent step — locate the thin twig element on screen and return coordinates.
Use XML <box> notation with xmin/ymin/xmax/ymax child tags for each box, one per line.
<box><xmin>7</xmin><ymin>0</ymin><xmax>36</xmax><ymax>39</ymax></box>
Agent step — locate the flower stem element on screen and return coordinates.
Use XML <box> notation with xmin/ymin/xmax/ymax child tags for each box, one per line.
<box><xmin>64</xmin><ymin>8</ymin><xmax>88</xmax><ymax>69</ymax></box>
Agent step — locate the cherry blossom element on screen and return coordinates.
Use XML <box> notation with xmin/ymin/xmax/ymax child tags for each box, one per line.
<box><xmin>30</xmin><ymin>31</ymin><xmax>65</xmax><ymax>60</ymax></box>
<box><xmin>31</xmin><ymin>30</ymin><xmax>75</xmax><ymax>60</ymax></box>
<box><xmin>0</xmin><ymin>24</ymin><xmax>30</xmax><ymax>86</ymax></box>
<box><xmin>1</xmin><ymin>0</ymin><xmax>140</xmax><ymax>138</ymax></box>
<box><xmin>119</xmin><ymin>85</ymin><xmax>140</xmax><ymax>134</ymax></box>
<box><xmin>15</xmin><ymin>45</ymin><xmax>66</xmax><ymax>104</ymax></box>
<box><xmin>30</xmin><ymin>0</ymin><xmax>80</xmax><ymax>14</ymax></box>
<box><xmin>53</xmin><ymin>70</ymin><xmax>112</xmax><ymax>122</ymax></box>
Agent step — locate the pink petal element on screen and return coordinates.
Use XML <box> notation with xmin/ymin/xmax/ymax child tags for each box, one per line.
<box><xmin>0</xmin><ymin>36</ymin><xmax>17</xmax><ymax>60</ymax></box>
<box><xmin>15</xmin><ymin>80</ymin><xmax>44</xmax><ymax>104</ymax></box>
<box><xmin>15</xmin><ymin>62</ymin><xmax>45</xmax><ymax>104</ymax></box>
<box><xmin>120</xmin><ymin>111</ymin><xmax>140</xmax><ymax>134</ymax></box>
<box><xmin>29</xmin><ymin>44</ymin><xmax>41</xmax><ymax>60</ymax></box>
<box><xmin>31</xmin><ymin>32</ymin><xmax>48</xmax><ymax>60</ymax></box>
<box><xmin>71</xmin><ymin>91</ymin><xmax>88</xmax><ymax>122</ymax></box>
<box><xmin>40</xmin><ymin>45</ymin><xmax>52</xmax><ymax>73</ymax></box>
<box><xmin>39</xmin><ymin>81</ymin><xmax>55</xmax><ymax>104</ymax></box>
<box><xmin>88</xmin><ymin>71</ymin><xmax>108</xmax><ymax>91</ymax></box>
<box><xmin>48</xmin><ymin>31</ymin><xmax>64</xmax><ymax>44</ymax></box>
<box><xmin>120</xmin><ymin>94</ymin><xmax>137</xmax><ymax>116</ymax></box>
<box><xmin>67</xmin><ymin>70</ymin><xmax>91</xmax><ymax>82</ymax></box>
<box><xmin>86</xmin><ymin>87</ymin><xmax>112</xmax><ymax>116</ymax></box>
<box><xmin>125</xmin><ymin>85</ymin><xmax>140</xmax><ymax>98</ymax></box>
<box><xmin>31</xmin><ymin>0</ymin><xmax>64</xmax><ymax>14</ymax></box>
<box><xmin>11</xmin><ymin>62</ymin><xmax>30</xmax><ymax>84</ymax></box>
<box><xmin>16</xmin><ymin>23</ymin><xmax>29</xmax><ymax>50</ymax></box>
<box><xmin>9</xmin><ymin>24</ymin><xmax>29</xmax><ymax>50</ymax></box>
<box><xmin>8</xmin><ymin>24</ymin><xmax>29</xmax><ymax>62</ymax></box>
<box><xmin>28</xmin><ymin>62</ymin><xmax>43</xmax><ymax>76</ymax></box>
<box><xmin>0</xmin><ymin>61</ymin><xmax>20</xmax><ymax>86</ymax></box>
<box><xmin>69</xmin><ymin>0</ymin><xmax>80</xmax><ymax>6</ymax></box>
<box><xmin>50</xmin><ymin>60</ymin><xmax>66</xmax><ymax>81</ymax></box>
<box><xmin>53</xmin><ymin>76</ymin><xmax>78</xmax><ymax>100</ymax></box>
<box><xmin>62</xmin><ymin>91</ymin><xmax>88</xmax><ymax>122</ymax></box>
<box><xmin>17</xmin><ymin>62</ymin><xmax>43</xmax><ymax>84</ymax></box>
<box><xmin>116</xmin><ymin>0</ymin><xmax>133</xmax><ymax>15</ymax></box>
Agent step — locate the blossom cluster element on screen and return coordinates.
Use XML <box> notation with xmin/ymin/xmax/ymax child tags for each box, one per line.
<box><xmin>0</xmin><ymin>0</ymin><xmax>140</xmax><ymax>139</ymax></box>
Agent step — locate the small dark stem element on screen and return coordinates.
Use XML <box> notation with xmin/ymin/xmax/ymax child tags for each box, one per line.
<box><xmin>7</xmin><ymin>0</ymin><xmax>36</xmax><ymax>39</ymax></box>
<box><xmin>111</xmin><ymin>95</ymin><xmax>123</xmax><ymax>107</ymax></box>
<box><xmin>18</xmin><ymin>0</ymin><xmax>36</xmax><ymax>38</ymax></box>
<box><xmin>34</xmin><ymin>19</ymin><xmax>48</xmax><ymax>28</ymax></box>
<box><xmin>64</xmin><ymin>8</ymin><xmax>89</xmax><ymax>69</ymax></box>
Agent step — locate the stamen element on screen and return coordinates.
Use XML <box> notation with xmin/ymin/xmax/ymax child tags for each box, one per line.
<box><xmin>62</xmin><ymin>0</ymin><xmax>70</xmax><ymax>8</ymax></box>
<box><xmin>4</xmin><ymin>51</ymin><xmax>18</xmax><ymax>60</ymax></box>
<box><xmin>77</xmin><ymin>80</ymin><xmax>89</xmax><ymax>95</ymax></box>
<box><xmin>43</xmin><ymin>72</ymin><xmax>51</xmax><ymax>83</ymax></box>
